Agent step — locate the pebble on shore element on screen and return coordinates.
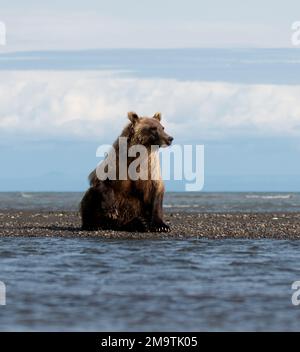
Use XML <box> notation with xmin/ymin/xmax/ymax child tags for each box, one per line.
<box><xmin>0</xmin><ymin>211</ymin><xmax>300</xmax><ymax>239</ymax></box>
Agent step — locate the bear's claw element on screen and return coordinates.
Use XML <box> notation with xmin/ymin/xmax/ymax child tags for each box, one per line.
<box><xmin>149</xmin><ymin>222</ymin><xmax>171</xmax><ymax>233</ymax></box>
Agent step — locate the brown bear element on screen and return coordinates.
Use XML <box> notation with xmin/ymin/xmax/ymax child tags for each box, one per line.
<box><xmin>80</xmin><ymin>111</ymin><xmax>173</xmax><ymax>232</ymax></box>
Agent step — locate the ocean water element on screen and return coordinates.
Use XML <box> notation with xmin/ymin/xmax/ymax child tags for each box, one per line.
<box><xmin>0</xmin><ymin>191</ymin><xmax>300</xmax><ymax>212</ymax></box>
<box><xmin>0</xmin><ymin>192</ymin><xmax>300</xmax><ymax>331</ymax></box>
<box><xmin>1</xmin><ymin>238</ymin><xmax>300</xmax><ymax>331</ymax></box>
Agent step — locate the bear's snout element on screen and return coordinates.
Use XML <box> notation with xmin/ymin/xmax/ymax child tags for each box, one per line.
<box><xmin>163</xmin><ymin>134</ymin><xmax>173</xmax><ymax>146</ymax></box>
<box><xmin>167</xmin><ymin>136</ymin><xmax>174</xmax><ymax>145</ymax></box>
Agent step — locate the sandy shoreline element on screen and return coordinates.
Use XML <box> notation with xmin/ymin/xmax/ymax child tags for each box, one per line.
<box><xmin>0</xmin><ymin>211</ymin><xmax>300</xmax><ymax>239</ymax></box>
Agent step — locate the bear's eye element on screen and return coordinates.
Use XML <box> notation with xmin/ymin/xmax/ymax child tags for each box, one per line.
<box><xmin>150</xmin><ymin>127</ymin><xmax>157</xmax><ymax>132</ymax></box>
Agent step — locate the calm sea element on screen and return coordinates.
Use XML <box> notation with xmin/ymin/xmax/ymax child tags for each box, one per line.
<box><xmin>0</xmin><ymin>191</ymin><xmax>300</xmax><ymax>212</ymax></box>
<box><xmin>0</xmin><ymin>192</ymin><xmax>300</xmax><ymax>331</ymax></box>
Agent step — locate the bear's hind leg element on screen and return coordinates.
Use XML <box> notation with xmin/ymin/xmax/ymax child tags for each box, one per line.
<box><xmin>80</xmin><ymin>187</ymin><xmax>105</xmax><ymax>230</ymax></box>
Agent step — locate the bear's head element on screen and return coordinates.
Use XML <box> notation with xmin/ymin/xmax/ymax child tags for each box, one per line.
<box><xmin>127</xmin><ymin>112</ymin><xmax>173</xmax><ymax>148</ymax></box>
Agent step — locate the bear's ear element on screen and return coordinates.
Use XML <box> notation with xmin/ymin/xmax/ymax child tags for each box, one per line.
<box><xmin>153</xmin><ymin>112</ymin><xmax>161</xmax><ymax>121</ymax></box>
<box><xmin>127</xmin><ymin>111</ymin><xmax>139</xmax><ymax>125</ymax></box>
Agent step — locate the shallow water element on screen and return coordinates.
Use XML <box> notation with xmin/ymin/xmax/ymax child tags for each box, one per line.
<box><xmin>1</xmin><ymin>237</ymin><xmax>300</xmax><ymax>331</ymax></box>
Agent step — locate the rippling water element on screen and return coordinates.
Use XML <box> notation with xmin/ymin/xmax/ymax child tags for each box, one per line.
<box><xmin>1</xmin><ymin>238</ymin><xmax>300</xmax><ymax>331</ymax></box>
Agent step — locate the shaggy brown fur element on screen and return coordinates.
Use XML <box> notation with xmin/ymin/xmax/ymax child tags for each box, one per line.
<box><xmin>80</xmin><ymin>112</ymin><xmax>173</xmax><ymax>232</ymax></box>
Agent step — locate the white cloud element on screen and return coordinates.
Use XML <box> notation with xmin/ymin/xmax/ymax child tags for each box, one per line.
<box><xmin>0</xmin><ymin>9</ymin><xmax>293</xmax><ymax>52</ymax></box>
<box><xmin>1</xmin><ymin>71</ymin><xmax>300</xmax><ymax>142</ymax></box>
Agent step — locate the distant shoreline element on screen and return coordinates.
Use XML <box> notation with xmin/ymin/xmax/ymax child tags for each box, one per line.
<box><xmin>1</xmin><ymin>211</ymin><xmax>299</xmax><ymax>240</ymax></box>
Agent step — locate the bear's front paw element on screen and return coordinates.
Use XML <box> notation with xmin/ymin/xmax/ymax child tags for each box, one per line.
<box><xmin>150</xmin><ymin>221</ymin><xmax>171</xmax><ymax>233</ymax></box>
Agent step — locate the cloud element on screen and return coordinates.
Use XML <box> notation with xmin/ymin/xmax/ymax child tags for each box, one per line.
<box><xmin>0</xmin><ymin>7</ymin><xmax>293</xmax><ymax>52</ymax></box>
<box><xmin>1</xmin><ymin>71</ymin><xmax>300</xmax><ymax>142</ymax></box>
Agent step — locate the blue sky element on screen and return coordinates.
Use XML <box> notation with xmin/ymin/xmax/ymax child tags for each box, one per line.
<box><xmin>0</xmin><ymin>2</ymin><xmax>300</xmax><ymax>191</ymax></box>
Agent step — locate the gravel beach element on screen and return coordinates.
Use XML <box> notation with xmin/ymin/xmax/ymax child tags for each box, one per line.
<box><xmin>1</xmin><ymin>211</ymin><xmax>300</xmax><ymax>239</ymax></box>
